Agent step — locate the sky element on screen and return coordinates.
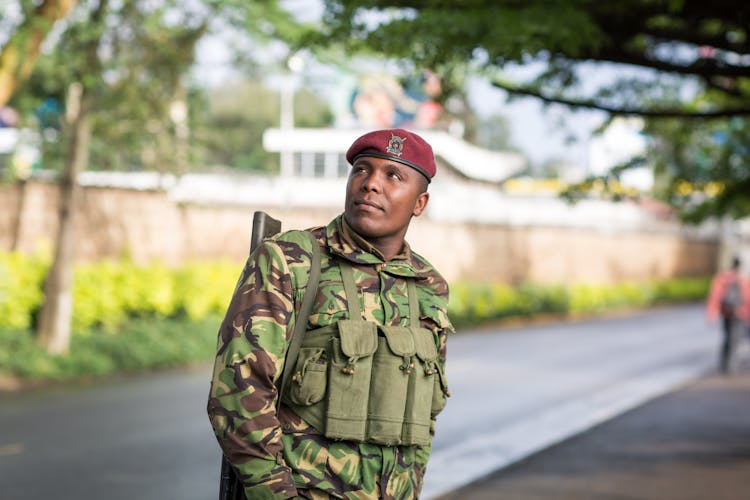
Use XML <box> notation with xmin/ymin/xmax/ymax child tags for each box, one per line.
<box><xmin>465</xmin><ymin>76</ymin><xmax>606</xmax><ymax>168</ymax></box>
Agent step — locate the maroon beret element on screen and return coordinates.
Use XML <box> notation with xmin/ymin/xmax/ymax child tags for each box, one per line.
<box><xmin>346</xmin><ymin>128</ymin><xmax>437</xmax><ymax>182</ymax></box>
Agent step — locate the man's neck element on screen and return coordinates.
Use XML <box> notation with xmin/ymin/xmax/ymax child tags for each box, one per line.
<box><xmin>341</xmin><ymin>217</ymin><xmax>408</xmax><ymax>262</ymax></box>
<box><xmin>370</xmin><ymin>238</ymin><xmax>405</xmax><ymax>262</ymax></box>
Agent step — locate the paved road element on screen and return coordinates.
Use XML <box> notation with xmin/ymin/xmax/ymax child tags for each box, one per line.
<box><xmin>0</xmin><ymin>368</ymin><xmax>221</xmax><ymax>500</ymax></box>
<box><xmin>439</xmin><ymin>370</ymin><xmax>750</xmax><ymax>500</ymax></box>
<box><xmin>423</xmin><ymin>304</ymin><xmax>717</xmax><ymax>497</ymax></box>
<box><xmin>0</xmin><ymin>304</ymin><xmax>719</xmax><ymax>499</ymax></box>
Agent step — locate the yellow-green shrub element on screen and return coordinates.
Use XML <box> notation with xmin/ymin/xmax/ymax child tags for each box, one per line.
<box><xmin>72</xmin><ymin>260</ymin><xmax>129</xmax><ymax>331</ymax></box>
<box><xmin>70</xmin><ymin>259</ymin><xmax>238</xmax><ymax>330</ymax></box>
<box><xmin>0</xmin><ymin>250</ymin><xmax>713</xmax><ymax>333</ymax></box>
<box><xmin>652</xmin><ymin>277</ymin><xmax>710</xmax><ymax>303</ymax></box>
<box><xmin>122</xmin><ymin>261</ymin><xmax>179</xmax><ymax>317</ymax></box>
<box><xmin>0</xmin><ymin>251</ymin><xmax>241</xmax><ymax>332</ymax></box>
<box><xmin>448</xmin><ymin>281</ymin><xmax>571</xmax><ymax>327</ymax></box>
<box><xmin>0</xmin><ymin>250</ymin><xmax>50</xmax><ymax>329</ymax></box>
<box><xmin>449</xmin><ymin>277</ymin><xmax>710</xmax><ymax>327</ymax></box>
<box><xmin>174</xmin><ymin>261</ymin><xmax>237</xmax><ymax>320</ymax></box>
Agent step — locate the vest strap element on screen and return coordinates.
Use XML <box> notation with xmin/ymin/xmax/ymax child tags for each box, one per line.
<box><xmin>339</xmin><ymin>260</ymin><xmax>362</xmax><ymax>320</ymax></box>
<box><xmin>277</xmin><ymin>231</ymin><xmax>322</xmax><ymax>410</ymax></box>
<box><xmin>407</xmin><ymin>279</ymin><xmax>419</xmax><ymax>328</ymax></box>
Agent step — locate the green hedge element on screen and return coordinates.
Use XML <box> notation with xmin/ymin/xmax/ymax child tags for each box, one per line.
<box><xmin>0</xmin><ymin>250</ymin><xmax>50</xmax><ymax>329</ymax></box>
<box><xmin>1</xmin><ymin>250</ymin><xmax>710</xmax><ymax>333</ymax></box>
<box><xmin>0</xmin><ymin>251</ymin><xmax>240</xmax><ymax>331</ymax></box>
<box><xmin>448</xmin><ymin>277</ymin><xmax>710</xmax><ymax>327</ymax></box>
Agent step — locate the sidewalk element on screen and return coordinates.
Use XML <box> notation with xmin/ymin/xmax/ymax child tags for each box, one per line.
<box><xmin>437</xmin><ymin>368</ymin><xmax>750</xmax><ymax>500</ymax></box>
<box><xmin>420</xmin><ymin>305</ymin><xmax>718</xmax><ymax>498</ymax></box>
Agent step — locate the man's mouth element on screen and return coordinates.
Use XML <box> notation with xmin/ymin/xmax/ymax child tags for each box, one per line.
<box><xmin>355</xmin><ymin>199</ymin><xmax>383</xmax><ymax>211</ymax></box>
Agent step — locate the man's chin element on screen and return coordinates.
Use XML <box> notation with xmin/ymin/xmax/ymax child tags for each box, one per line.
<box><xmin>345</xmin><ymin>213</ymin><xmax>382</xmax><ymax>239</ymax></box>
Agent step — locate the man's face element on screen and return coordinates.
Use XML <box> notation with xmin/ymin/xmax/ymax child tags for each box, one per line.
<box><xmin>344</xmin><ymin>156</ymin><xmax>429</xmax><ymax>245</ymax></box>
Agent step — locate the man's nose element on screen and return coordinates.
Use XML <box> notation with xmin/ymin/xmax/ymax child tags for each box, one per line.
<box><xmin>362</xmin><ymin>171</ymin><xmax>383</xmax><ymax>192</ymax></box>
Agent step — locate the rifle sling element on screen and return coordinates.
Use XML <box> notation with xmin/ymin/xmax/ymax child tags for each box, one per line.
<box><xmin>276</xmin><ymin>231</ymin><xmax>322</xmax><ymax>410</ymax></box>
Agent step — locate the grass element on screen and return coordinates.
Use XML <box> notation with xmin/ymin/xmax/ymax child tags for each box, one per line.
<box><xmin>0</xmin><ymin>314</ymin><xmax>222</xmax><ymax>385</ymax></box>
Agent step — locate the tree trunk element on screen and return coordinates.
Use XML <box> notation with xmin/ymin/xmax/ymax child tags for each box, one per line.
<box><xmin>10</xmin><ymin>180</ymin><xmax>28</xmax><ymax>251</ymax></box>
<box><xmin>37</xmin><ymin>82</ymin><xmax>90</xmax><ymax>355</ymax></box>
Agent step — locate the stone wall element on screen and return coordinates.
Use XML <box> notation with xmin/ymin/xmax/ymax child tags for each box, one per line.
<box><xmin>0</xmin><ymin>180</ymin><xmax>719</xmax><ymax>284</ymax></box>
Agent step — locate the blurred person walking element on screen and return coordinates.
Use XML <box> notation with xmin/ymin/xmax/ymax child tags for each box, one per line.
<box><xmin>706</xmin><ymin>256</ymin><xmax>750</xmax><ymax>373</ymax></box>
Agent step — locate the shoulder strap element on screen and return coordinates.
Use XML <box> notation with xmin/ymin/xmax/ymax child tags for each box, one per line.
<box><xmin>276</xmin><ymin>231</ymin><xmax>322</xmax><ymax>410</ymax></box>
<box><xmin>407</xmin><ymin>278</ymin><xmax>420</xmax><ymax>328</ymax></box>
<box><xmin>338</xmin><ymin>259</ymin><xmax>362</xmax><ymax>320</ymax></box>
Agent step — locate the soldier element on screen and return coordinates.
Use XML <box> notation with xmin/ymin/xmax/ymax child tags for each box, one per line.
<box><xmin>208</xmin><ymin>128</ymin><xmax>453</xmax><ymax>499</ymax></box>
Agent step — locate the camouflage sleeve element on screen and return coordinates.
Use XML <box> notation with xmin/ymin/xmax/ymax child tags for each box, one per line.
<box><xmin>207</xmin><ymin>239</ymin><xmax>298</xmax><ymax>499</ymax></box>
<box><xmin>415</xmin><ymin>280</ymin><xmax>453</xmax><ymax>476</ymax></box>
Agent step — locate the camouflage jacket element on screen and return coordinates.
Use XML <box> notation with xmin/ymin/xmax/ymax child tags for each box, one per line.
<box><xmin>207</xmin><ymin>214</ymin><xmax>453</xmax><ymax>499</ymax></box>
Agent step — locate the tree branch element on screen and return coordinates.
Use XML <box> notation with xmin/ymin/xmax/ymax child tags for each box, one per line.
<box><xmin>0</xmin><ymin>0</ymin><xmax>78</xmax><ymax>106</ymax></box>
<box><xmin>491</xmin><ymin>80</ymin><xmax>750</xmax><ymax>118</ymax></box>
<box><xmin>574</xmin><ymin>45</ymin><xmax>750</xmax><ymax>80</ymax></box>
<box><xmin>642</xmin><ymin>27</ymin><xmax>750</xmax><ymax>55</ymax></box>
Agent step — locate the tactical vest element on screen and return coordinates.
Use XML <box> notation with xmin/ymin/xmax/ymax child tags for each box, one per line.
<box><xmin>282</xmin><ymin>258</ymin><xmax>450</xmax><ymax>447</ymax></box>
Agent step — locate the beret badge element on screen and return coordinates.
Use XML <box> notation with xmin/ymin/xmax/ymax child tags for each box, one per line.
<box><xmin>385</xmin><ymin>134</ymin><xmax>406</xmax><ymax>157</ymax></box>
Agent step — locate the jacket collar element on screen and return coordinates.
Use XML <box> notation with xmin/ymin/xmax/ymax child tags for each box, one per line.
<box><xmin>325</xmin><ymin>214</ymin><xmax>433</xmax><ymax>278</ymax></box>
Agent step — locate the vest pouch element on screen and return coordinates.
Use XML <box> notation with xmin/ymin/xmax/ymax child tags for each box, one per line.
<box><xmin>431</xmin><ymin>362</ymin><xmax>449</xmax><ymax>417</ymax></box>
<box><xmin>401</xmin><ymin>327</ymin><xmax>439</xmax><ymax>446</ymax></box>
<box><xmin>325</xmin><ymin>320</ymin><xmax>377</xmax><ymax>441</ymax></box>
<box><xmin>286</xmin><ymin>347</ymin><xmax>328</xmax><ymax>406</ymax></box>
<box><xmin>367</xmin><ymin>325</ymin><xmax>416</xmax><ymax>445</ymax></box>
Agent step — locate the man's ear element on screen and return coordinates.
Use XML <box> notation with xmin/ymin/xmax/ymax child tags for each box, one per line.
<box><xmin>412</xmin><ymin>192</ymin><xmax>429</xmax><ymax>217</ymax></box>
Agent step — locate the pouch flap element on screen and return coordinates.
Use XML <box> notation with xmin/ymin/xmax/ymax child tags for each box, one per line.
<box><xmin>412</xmin><ymin>327</ymin><xmax>438</xmax><ymax>362</ymax></box>
<box><xmin>337</xmin><ymin>320</ymin><xmax>378</xmax><ymax>358</ymax></box>
<box><xmin>378</xmin><ymin>325</ymin><xmax>416</xmax><ymax>356</ymax></box>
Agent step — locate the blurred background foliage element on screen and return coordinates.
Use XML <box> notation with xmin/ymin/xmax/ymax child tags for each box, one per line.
<box><xmin>0</xmin><ymin>249</ymin><xmax>710</xmax><ymax>381</ymax></box>
<box><xmin>307</xmin><ymin>0</ymin><xmax>750</xmax><ymax>221</ymax></box>
<box><xmin>3</xmin><ymin>0</ymin><xmax>334</xmax><ymax>175</ymax></box>
<box><xmin>0</xmin><ymin>315</ymin><xmax>220</xmax><ymax>381</ymax></box>
<box><xmin>0</xmin><ymin>250</ymin><xmax>238</xmax><ymax>331</ymax></box>
<box><xmin>190</xmin><ymin>80</ymin><xmax>332</xmax><ymax>173</ymax></box>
